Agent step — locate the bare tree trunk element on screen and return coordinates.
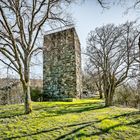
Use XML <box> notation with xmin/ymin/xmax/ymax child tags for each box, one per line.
<box><xmin>104</xmin><ymin>88</ymin><xmax>115</xmax><ymax>106</ymax></box>
<box><xmin>138</xmin><ymin>37</ymin><xmax>140</xmax><ymax>111</ymax></box>
<box><xmin>99</xmin><ymin>90</ymin><xmax>103</xmax><ymax>99</ymax></box>
<box><xmin>103</xmin><ymin>74</ymin><xmax>114</xmax><ymax>106</ymax></box>
<box><xmin>138</xmin><ymin>102</ymin><xmax>140</xmax><ymax>111</ymax></box>
<box><xmin>23</xmin><ymin>83</ymin><xmax>32</xmax><ymax>114</ymax></box>
<box><xmin>23</xmin><ymin>59</ymin><xmax>32</xmax><ymax>114</ymax></box>
<box><xmin>95</xmin><ymin>82</ymin><xmax>103</xmax><ymax>99</ymax></box>
<box><xmin>105</xmin><ymin>94</ymin><xmax>113</xmax><ymax>106</ymax></box>
<box><xmin>105</xmin><ymin>98</ymin><xmax>110</xmax><ymax>106</ymax></box>
<box><xmin>138</xmin><ymin>91</ymin><xmax>140</xmax><ymax>111</ymax></box>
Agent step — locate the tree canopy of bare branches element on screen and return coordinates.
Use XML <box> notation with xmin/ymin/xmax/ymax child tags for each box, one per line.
<box><xmin>86</xmin><ymin>22</ymin><xmax>140</xmax><ymax>106</ymax></box>
<box><xmin>0</xmin><ymin>0</ymin><xmax>74</xmax><ymax>114</ymax></box>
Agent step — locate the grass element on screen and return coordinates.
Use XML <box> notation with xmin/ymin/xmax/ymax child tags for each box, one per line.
<box><xmin>0</xmin><ymin>99</ymin><xmax>140</xmax><ymax>140</ymax></box>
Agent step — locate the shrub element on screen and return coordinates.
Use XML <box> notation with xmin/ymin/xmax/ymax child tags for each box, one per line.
<box><xmin>30</xmin><ymin>87</ymin><xmax>42</xmax><ymax>101</ymax></box>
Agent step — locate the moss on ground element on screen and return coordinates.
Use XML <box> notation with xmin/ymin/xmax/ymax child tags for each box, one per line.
<box><xmin>0</xmin><ymin>99</ymin><xmax>139</xmax><ymax>140</ymax></box>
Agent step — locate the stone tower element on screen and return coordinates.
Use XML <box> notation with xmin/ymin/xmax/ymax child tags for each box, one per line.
<box><xmin>43</xmin><ymin>26</ymin><xmax>82</xmax><ymax>100</ymax></box>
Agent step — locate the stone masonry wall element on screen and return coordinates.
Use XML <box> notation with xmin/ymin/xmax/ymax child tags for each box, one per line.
<box><xmin>43</xmin><ymin>27</ymin><xmax>82</xmax><ymax>100</ymax></box>
<box><xmin>74</xmin><ymin>31</ymin><xmax>82</xmax><ymax>98</ymax></box>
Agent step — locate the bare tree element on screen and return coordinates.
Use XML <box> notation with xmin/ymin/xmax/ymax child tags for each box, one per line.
<box><xmin>0</xmin><ymin>0</ymin><xmax>74</xmax><ymax>114</ymax></box>
<box><xmin>95</xmin><ymin>0</ymin><xmax>140</xmax><ymax>10</ymax></box>
<box><xmin>86</xmin><ymin>22</ymin><xmax>139</xmax><ymax>106</ymax></box>
<box><xmin>0</xmin><ymin>0</ymin><xmax>120</xmax><ymax>114</ymax></box>
<box><xmin>133</xmin><ymin>36</ymin><xmax>140</xmax><ymax>110</ymax></box>
<box><xmin>85</xmin><ymin>64</ymin><xmax>103</xmax><ymax>98</ymax></box>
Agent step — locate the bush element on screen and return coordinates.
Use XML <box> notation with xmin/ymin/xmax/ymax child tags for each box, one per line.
<box><xmin>114</xmin><ymin>86</ymin><xmax>139</xmax><ymax>108</ymax></box>
<box><xmin>43</xmin><ymin>97</ymin><xmax>74</xmax><ymax>102</ymax></box>
<box><xmin>30</xmin><ymin>87</ymin><xmax>42</xmax><ymax>101</ymax></box>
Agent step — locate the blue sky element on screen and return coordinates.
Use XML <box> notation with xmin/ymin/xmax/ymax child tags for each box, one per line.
<box><xmin>70</xmin><ymin>0</ymin><xmax>138</xmax><ymax>50</ymax></box>
<box><xmin>65</xmin><ymin>0</ymin><xmax>138</xmax><ymax>72</ymax></box>
<box><xmin>0</xmin><ymin>0</ymin><xmax>139</xmax><ymax>78</ymax></box>
<box><xmin>29</xmin><ymin>0</ymin><xmax>139</xmax><ymax>78</ymax></box>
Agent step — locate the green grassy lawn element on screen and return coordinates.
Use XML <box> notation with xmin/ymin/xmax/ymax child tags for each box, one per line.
<box><xmin>0</xmin><ymin>99</ymin><xmax>140</xmax><ymax>140</ymax></box>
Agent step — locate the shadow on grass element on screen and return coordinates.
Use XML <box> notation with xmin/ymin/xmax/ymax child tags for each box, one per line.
<box><xmin>113</xmin><ymin>111</ymin><xmax>140</xmax><ymax>118</ymax></box>
<box><xmin>5</xmin><ymin>111</ymin><xmax>140</xmax><ymax>140</ymax></box>
<box><xmin>1</xmin><ymin>101</ymin><xmax>140</xmax><ymax>139</ymax></box>
<box><xmin>34</xmin><ymin>101</ymin><xmax>104</xmax><ymax>110</ymax></box>
<box><xmin>0</xmin><ymin>105</ymin><xmax>25</xmax><ymax>119</ymax></box>
<box><xmin>34</xmin><ymin>102</ymin><xmax>105</xmax><ymax>116</ymax></box>
<box><xmin>3</xmin><ymin>102</ymin><xmax>138</xmax><ymax>120</ymax></box>
<box><xmin>55</xmin><ymin>105</ymin><xmax>106</xmax><ymax>115</ymax></box>
<box><xmin>0</xmin><ymin>112</ymin><xmax>25</xmax><ymax>119</ymax></box>
<box><xmin>56</xmin><ymin>116</ymin><xmax>140</xmax><ymax>140</ymax></box>
<box><xmin>0</xmin><ymin>102</ymin><xmax>104</xmax><ymax>120</ymax></box>
<box><xmin>4</xmin><ymin>120</ymin><xmax>96</xmax><ymax>139</ymax></box>
<box><xmin>76</xmin><ymin>119</ymin><xmax>140</xmax><ymax>139</ymax></box>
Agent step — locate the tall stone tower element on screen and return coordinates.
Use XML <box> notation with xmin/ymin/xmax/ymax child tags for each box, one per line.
<box><xmin>43</xmin><ymin>26</ymin><xmax>82</xmax><ymax>100</ymax></box>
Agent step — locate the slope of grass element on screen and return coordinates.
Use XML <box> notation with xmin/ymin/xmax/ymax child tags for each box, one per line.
<box><xmin>0</xmin><ymin>99</ymin><xmax>140</xmax><ymax>140</ymax></box>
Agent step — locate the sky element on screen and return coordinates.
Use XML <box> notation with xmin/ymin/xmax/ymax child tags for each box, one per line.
<box><xmin>68</xmin><ymin>0</ymin><xmax>138</xmax><ymax>72</ymax></box>
<box><xmin>0</xmin><ymin>0</ymin><xmax>139</xmax><ymax>79</ymax></box>
<box><xmin>70</xmin><ymin>0</ymin><xmax>138</xmax><ymax>49</ymax></box>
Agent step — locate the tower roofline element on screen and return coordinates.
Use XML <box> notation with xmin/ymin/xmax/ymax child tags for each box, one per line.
<box><xmin>45</xmin><ymin>24</ymin><xmax>75</xmax><ymax>36</ymax></box>
<box><xmin>44</xmin><ymin>24</ymin><xmax>80</xmax><ymax>45</ymax></box>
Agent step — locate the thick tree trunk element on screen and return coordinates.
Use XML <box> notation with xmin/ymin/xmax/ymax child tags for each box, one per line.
<box><xmin>124</xmin><ymin>100</ymin><xmax>128</xmax><ymax>107</ymax></box>
<box><xmin>99</xmin><ymin>90</ymin><xmax>103</xmax><ymax>99</ymax></box>
<box><xmin>105</xmin><ymin>97</ymin><xmax>110</xmax><ymax>106</ymax></box>
<box><xmin>138</xmin><ymin>93</ymin><xmax>140</xmax><ymax>111</ymax></box>
<box><xmin>23</xmin><ymin>83</ymin><xmax>32</xmax><ymax>114</ymax></box>
<box><xmin>105</xmin><ymin>94</ymin><xmax>113</xmax><ymax>106</ymax></box>
<box><xmin>95</xmin><ymin>82</ymin><xmax>103</xmax><ymax>99</ymax></box>
<box><xmin>104</xmin><ymin>89</ymin><xmax>114</xmax><ymax>106</ymax></box>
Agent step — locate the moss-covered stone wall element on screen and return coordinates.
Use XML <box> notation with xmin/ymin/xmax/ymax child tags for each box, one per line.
<box><xmin>43</xmin><ymin>27</ymin><xmax>82</xmax><ymax>100</ymax></box>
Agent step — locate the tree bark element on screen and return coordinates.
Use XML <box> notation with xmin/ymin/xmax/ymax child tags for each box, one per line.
<box><xmin>23</xmin><ymin>58</ymin><xmax>32</xmax><ymax>114</ymax></box>
<box><xmin>138</xmin><ymin>92</ymin><xmax>140</xmax><ymax>111</ymax></box>
<box><xmin>95</xmin><ymin>82</ymin><xmax>103</xmax><ymax>99</ymax></box>
<box><xmin>104</xmin><ymin>88</ymin><xmax>114</xmax><ymax>106</ymax></box>
<box><xmin>105</xmin><ymin>94</ymin><xmax>113</xmax><ymax>106</ymax></box>
<box><xmin>99</xmin><ymin>90</ymin><xmax>103</xmax><ymax>99</ymax></box>
<box><xmin>23</xmin><ymin>83</ymin><xmax>32</xmax><ymax>114</ymax></box>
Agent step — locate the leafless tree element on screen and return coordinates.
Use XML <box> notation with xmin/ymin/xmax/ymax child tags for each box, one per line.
<box><xmin>0</xmin><ymin>0</ymin><xmax>120</xmax><ymax>114</ymax></box>
<box><xmin>95</xmin><ymin>0</ymin><xmax>140</xmax><ymax>10</ymax></box>
<box><xmin>0</xmin><ymin>0</ymin><xmax>74</xmax><ymax>114</ymax></box>
<box><xmin>133</xmin><ymin>36</ymin><xmax>140</xmax><ymax>110</ymax></box>
<box><xmin>86</xmin><ymin>22</ymin><xmax>140</xmax><ymax>106</ymax></box>
<box><xmin>85</xmin><ymin>64</ymin><xmax>103</xmax><ymax>98</ymax></box>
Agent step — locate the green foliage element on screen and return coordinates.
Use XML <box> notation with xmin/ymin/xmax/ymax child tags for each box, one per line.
<box><xmin>30</xmin><ymin>87</ymin><xmax>42</xmax><ymax>101</ymax></box>
<box><xmin>0</xmin><ymin>99</ymin><xmax>139</xmax><ymax>139</ymax></box>
<box><xmin>44</xmin><ymin>98</ymin><xmax>74</xmax><ymax>102</ymax></box>
<box><xmin>59</xmin><ymin>98</ymin><xmax>74</xmax><ymax>102</ymax></box>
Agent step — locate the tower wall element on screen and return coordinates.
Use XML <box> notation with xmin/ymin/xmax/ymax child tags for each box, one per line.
<box><xmin>43</xmin><ymin>27</ymin><xmax>82</xmax><ymax>100</ymax></box>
